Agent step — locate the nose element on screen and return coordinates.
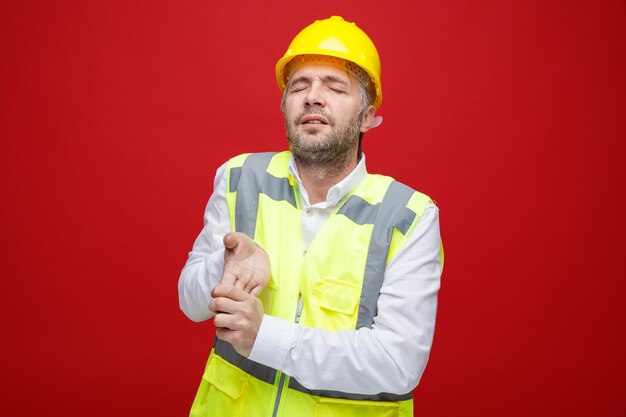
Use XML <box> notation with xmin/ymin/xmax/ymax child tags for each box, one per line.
<box><xmin>304</xmin><ymin>81</ymin><xmax>325</xmax><ymax>107</ymax></box>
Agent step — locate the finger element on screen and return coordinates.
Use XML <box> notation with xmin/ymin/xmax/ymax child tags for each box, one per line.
<box><xmin>214</xmin><ymin>312</ymin><xmax>240</xmax><ymax>330</ymax></box>
<box><xmin>212</xmin><ymin>284</ymin><xmax>249</xmax><ymax>302</ymax></box>
<box><xmin>222</xmin><ymin>261</ymin><xmax>243</xmax><ymax>286</ymax></box>
<box><xmin>234</xmin><ymin>266</ymin><xmax>253</xmax><ymax>290</ymax></box>
<box><xmin>244</xmin><ymin>277</ymin><xmax>259</xmax><ymax>294</ymax></box>
<box><xmin>220</xmin><ymin>268</ymin><xmax>238</xmax><ymax>287</ymax></box>
<box><xmin>244</xmin><ymin>267</ymin><xmax>268</xmax><ymax>294</ymax></box>
<box><xmin>215</xmin><ymin>327</ymin><xmax>234</xmax><ymax>342</ymax></box>
<box><xmin>249</xmin><ymin>283</ymin><xmax>264</xmax><ymax>297</ymax></box>
<box><xmin>209</xmin><ymin>296</ymin><xmax>238</xmax><ymax>314</ymax></box>
<box><xmin>234</xmin><ymin>278</ymin><xmax>245</xmax><ymax>290</ymax></box>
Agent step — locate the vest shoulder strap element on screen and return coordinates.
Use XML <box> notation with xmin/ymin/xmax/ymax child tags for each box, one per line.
<box><xmin>226</xmin><ymin>152</ymin><xmax>296</xmax><ymax>237</ymax></box>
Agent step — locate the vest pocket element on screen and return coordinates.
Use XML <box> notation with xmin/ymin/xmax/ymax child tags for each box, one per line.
<box><xmin>200</xmin><ymin>353</ymin><xmax>251</xmax><ymax>416</ymax></box>
<box><xmin>315</xmin><ymin>397</ymin><xmax>400</xmax><ymax>417</ymax></box>
<box><xmin>319</xmin><ymin>277</ymin><xmax>360</xmax><ymax>316</ymax></box>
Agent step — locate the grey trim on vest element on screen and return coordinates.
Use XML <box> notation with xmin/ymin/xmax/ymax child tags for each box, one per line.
<box><xmin>231</xmin><ymin>152</ymin><xmax>297</xmax><ymax>238</ymax></box>
<box><xmin>213</xmin><ymin>338</ymin><xmax>276</xmax><ymax>385</ymax></box>
<box><xmin>229</xmin><ymin>167</ymin><xmax>242</xmax><ymax>193</ymax></box>
<box><xmin>336</xmin><ymin>195</ymin><xmax>378</xmax><ymax>225</ymax></box>
<box><xmin>215</xmin><ymin>337</ymin><xmax>412</xmax><ymax>401</ymax></box>
<box><xmin>262</xmin><ymin>175</ymin><xmax>297</xmax><ymax>207</ymax></box>
<box><xmin>288</xmin><ymin>377</ymin><xmax>414</xmax><ymax>402</ymax></box>
<box><xmin>356</xmin><ymin>181</ymin><xmax>416</xmax><ymax>330</ymax></box>
<box><xmin>396</xmin><ymin>207</ymin><xmax>417</xmax><ymax>236</ymax></box>
<box><xmin>233</xmin><ymin>152</ymin><xmax>274</xmax><ymax>238</ymax></box>
<box><xmin>336</xmin><ymin>194</ymin><xmax>415</xmax><ymax>236</ymax></box>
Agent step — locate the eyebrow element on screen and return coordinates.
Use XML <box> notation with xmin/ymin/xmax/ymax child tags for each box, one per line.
<box><xmin>289</xmin><ymin>74</ymin><xmax>351</xmax><ymax>87</ymax></box>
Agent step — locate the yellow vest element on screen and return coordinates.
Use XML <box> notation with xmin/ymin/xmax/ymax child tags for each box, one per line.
<box><xmin>190</xmin><ymin>151</ymin><xmax>435</xmax><ymax>417</ymax></box>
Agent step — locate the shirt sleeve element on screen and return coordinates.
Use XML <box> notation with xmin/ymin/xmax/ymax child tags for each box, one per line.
<box><xmin>248</xmin><ymin>203</ymin><xmax>442</xmax><ymax>395</ymax></box>
<box><xmin>178</xmin><ymin>162</ymin><xmax>230</xmax><ymax>322</ymax></box>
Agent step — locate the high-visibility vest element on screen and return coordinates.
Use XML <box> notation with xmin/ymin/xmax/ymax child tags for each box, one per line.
<box><xmin>190</xmin><ymin>151</ymin><xmax>435</xmax><ymax>417</ymax></box>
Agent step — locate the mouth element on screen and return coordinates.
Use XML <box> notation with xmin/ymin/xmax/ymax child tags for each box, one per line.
<box><xmin>300</xmin><ymin>115</ymin><xmax>329</xmax><ymax>125</ymax></box>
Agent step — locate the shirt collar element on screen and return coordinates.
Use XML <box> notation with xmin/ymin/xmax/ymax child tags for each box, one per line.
<box><xmin>288</xmin><ymin>154</ymin><xmax>368</xmax><ymax>208</ymax></box>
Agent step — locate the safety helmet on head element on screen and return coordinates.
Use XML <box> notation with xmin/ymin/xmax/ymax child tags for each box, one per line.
<box><xmin>276</xmin><ymin>16</ymin><xmax>383</xmax><ymax>109</ymax></box>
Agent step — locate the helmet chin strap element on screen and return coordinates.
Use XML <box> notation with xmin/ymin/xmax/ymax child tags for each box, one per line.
<box><xmin>369</xmin><ymin>115</ymin><xmax>383</xmax><ymax>129</ymax></box>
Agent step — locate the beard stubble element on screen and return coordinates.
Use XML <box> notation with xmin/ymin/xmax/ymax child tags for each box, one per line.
<box><xmin>285</xmin><ymin>108</ymin><xmax>361</xmax><ymax>176</ymax></box>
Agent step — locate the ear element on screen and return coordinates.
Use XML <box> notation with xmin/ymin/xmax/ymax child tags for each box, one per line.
<box><xmin>359</xmin><ymin>105</ymin><xmax>377</xmax><ymax>133</ymax></box>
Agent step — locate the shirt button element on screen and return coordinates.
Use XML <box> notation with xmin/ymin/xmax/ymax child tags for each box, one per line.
<box><xmin>305</xmin><ymin>208</ymin><xmax>313</xmax><ymax>217</ymax></box>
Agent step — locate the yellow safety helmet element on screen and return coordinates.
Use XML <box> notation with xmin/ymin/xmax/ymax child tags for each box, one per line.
<box><xmin>276</xmin><ymin>16</ymin><xmax>383</xmax><ymax>109</ymax></box>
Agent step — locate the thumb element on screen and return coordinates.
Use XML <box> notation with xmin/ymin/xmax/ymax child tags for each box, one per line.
<box><xmin>223</xmin><ymin>232</ymin><xmax>239</xmax><ymax>250</ymax></box>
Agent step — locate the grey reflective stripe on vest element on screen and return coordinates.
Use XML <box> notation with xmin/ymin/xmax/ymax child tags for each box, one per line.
<box><xmin>288</xmin><ymin>376</ymin><xmax>413</xmax><ymax>401</ymax></box>
<box><xmin>214</xmin><ymin>338</ymin><xmax>276</xmax><ymax>385</ymax></box>
<box><xmin>218</xmin><ymin>153</ymin><xmax>417</xmax><ymax>402</ymax></box>
<box><xmin>354</xmin><ymin>181</ymin><xmax>416</xmax><ymax>329</ymax></box>
<box><xmin>214</xmin><ymin>338</ymin><xmax>413</xmax><ymax>402</ymax></box>
<box><xmin>336</xmin><ymin>195</ymin><xmax>378</xmax><ymax>225</ymax></box>
<box><xmin>230</xmin><ymin>152</ymin><xmax>297</xmax><ymax>238</ymax></box>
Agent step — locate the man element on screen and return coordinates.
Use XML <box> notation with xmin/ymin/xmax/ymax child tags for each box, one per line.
<box><xmin>179</xmin><ymin>16</ymin><xmax>442</xmax><ymax>417</ymax></box>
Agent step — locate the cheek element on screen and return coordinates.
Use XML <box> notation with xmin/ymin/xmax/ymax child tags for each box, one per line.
<box><xmin>335</xmin><ymin>102</ymin><xmax>361</xmax><ymax>123</ymax></box>
<box><xmin>283</xmin><ymin>98</ymin><xmax>301</xmax><ymax>118</ymax></box>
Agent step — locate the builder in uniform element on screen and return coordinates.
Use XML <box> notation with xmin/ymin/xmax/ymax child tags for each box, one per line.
<box><xmin>179</xmin><ymin>16</ymin><xmax>443</xmax><ymax>417</ymax></box>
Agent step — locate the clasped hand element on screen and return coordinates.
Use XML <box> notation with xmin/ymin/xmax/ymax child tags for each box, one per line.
<box><xmin>209</xmin><ymin>232</ymin><xmax>269</xmax><ymax>357</ymax></box>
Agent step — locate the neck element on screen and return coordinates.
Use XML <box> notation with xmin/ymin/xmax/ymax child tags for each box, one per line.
<box><xmin>294</xmin><ymin>152</ymin><xmax>358</xmax><ymax>205</ymax></box>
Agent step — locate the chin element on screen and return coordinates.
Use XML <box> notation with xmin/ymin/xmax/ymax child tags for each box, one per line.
<box><xmin>301</xmin><ymin>125</ymin><xmax>326</xmax><ymax>135</ymax></box>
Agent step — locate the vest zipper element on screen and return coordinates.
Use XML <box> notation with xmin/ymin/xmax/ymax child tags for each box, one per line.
<box><xmin>269</xmin><ymin>295</ymin><xmax>303</xmax><ymax>417</ymax></box>
<box><xmin>295</xmin><ymin>295</ymin><xmax>303</xmax><ymax>324</ymax></box>
<box><xmin>270</xmin><ymin>373</ymin><xmax>288</xmax><ymax>417</ymax></box>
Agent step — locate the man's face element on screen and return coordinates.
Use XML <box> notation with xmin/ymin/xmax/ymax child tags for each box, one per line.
<box><xmin>282</xmin><ymin>62</ymin><xmax>368</xmax><ymax>167</ymax></box>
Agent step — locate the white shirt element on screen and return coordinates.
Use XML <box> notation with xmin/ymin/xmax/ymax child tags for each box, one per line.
<box><xmin>178</xmin><ymin>154</ymin><xmax>442</xmax><ymax>395</ymax></box>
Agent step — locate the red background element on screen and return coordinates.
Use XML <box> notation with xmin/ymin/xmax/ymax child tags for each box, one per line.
<box><xmin>1</xmin><ymin>1</ymin><xmax>625</xmax><ymax>416</ymax></box>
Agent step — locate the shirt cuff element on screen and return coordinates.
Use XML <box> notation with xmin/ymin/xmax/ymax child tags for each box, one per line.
<box><xmin>248</xmin><ymin>314</ymin><xmax>297</xmax><ymax>371</ymax></box>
